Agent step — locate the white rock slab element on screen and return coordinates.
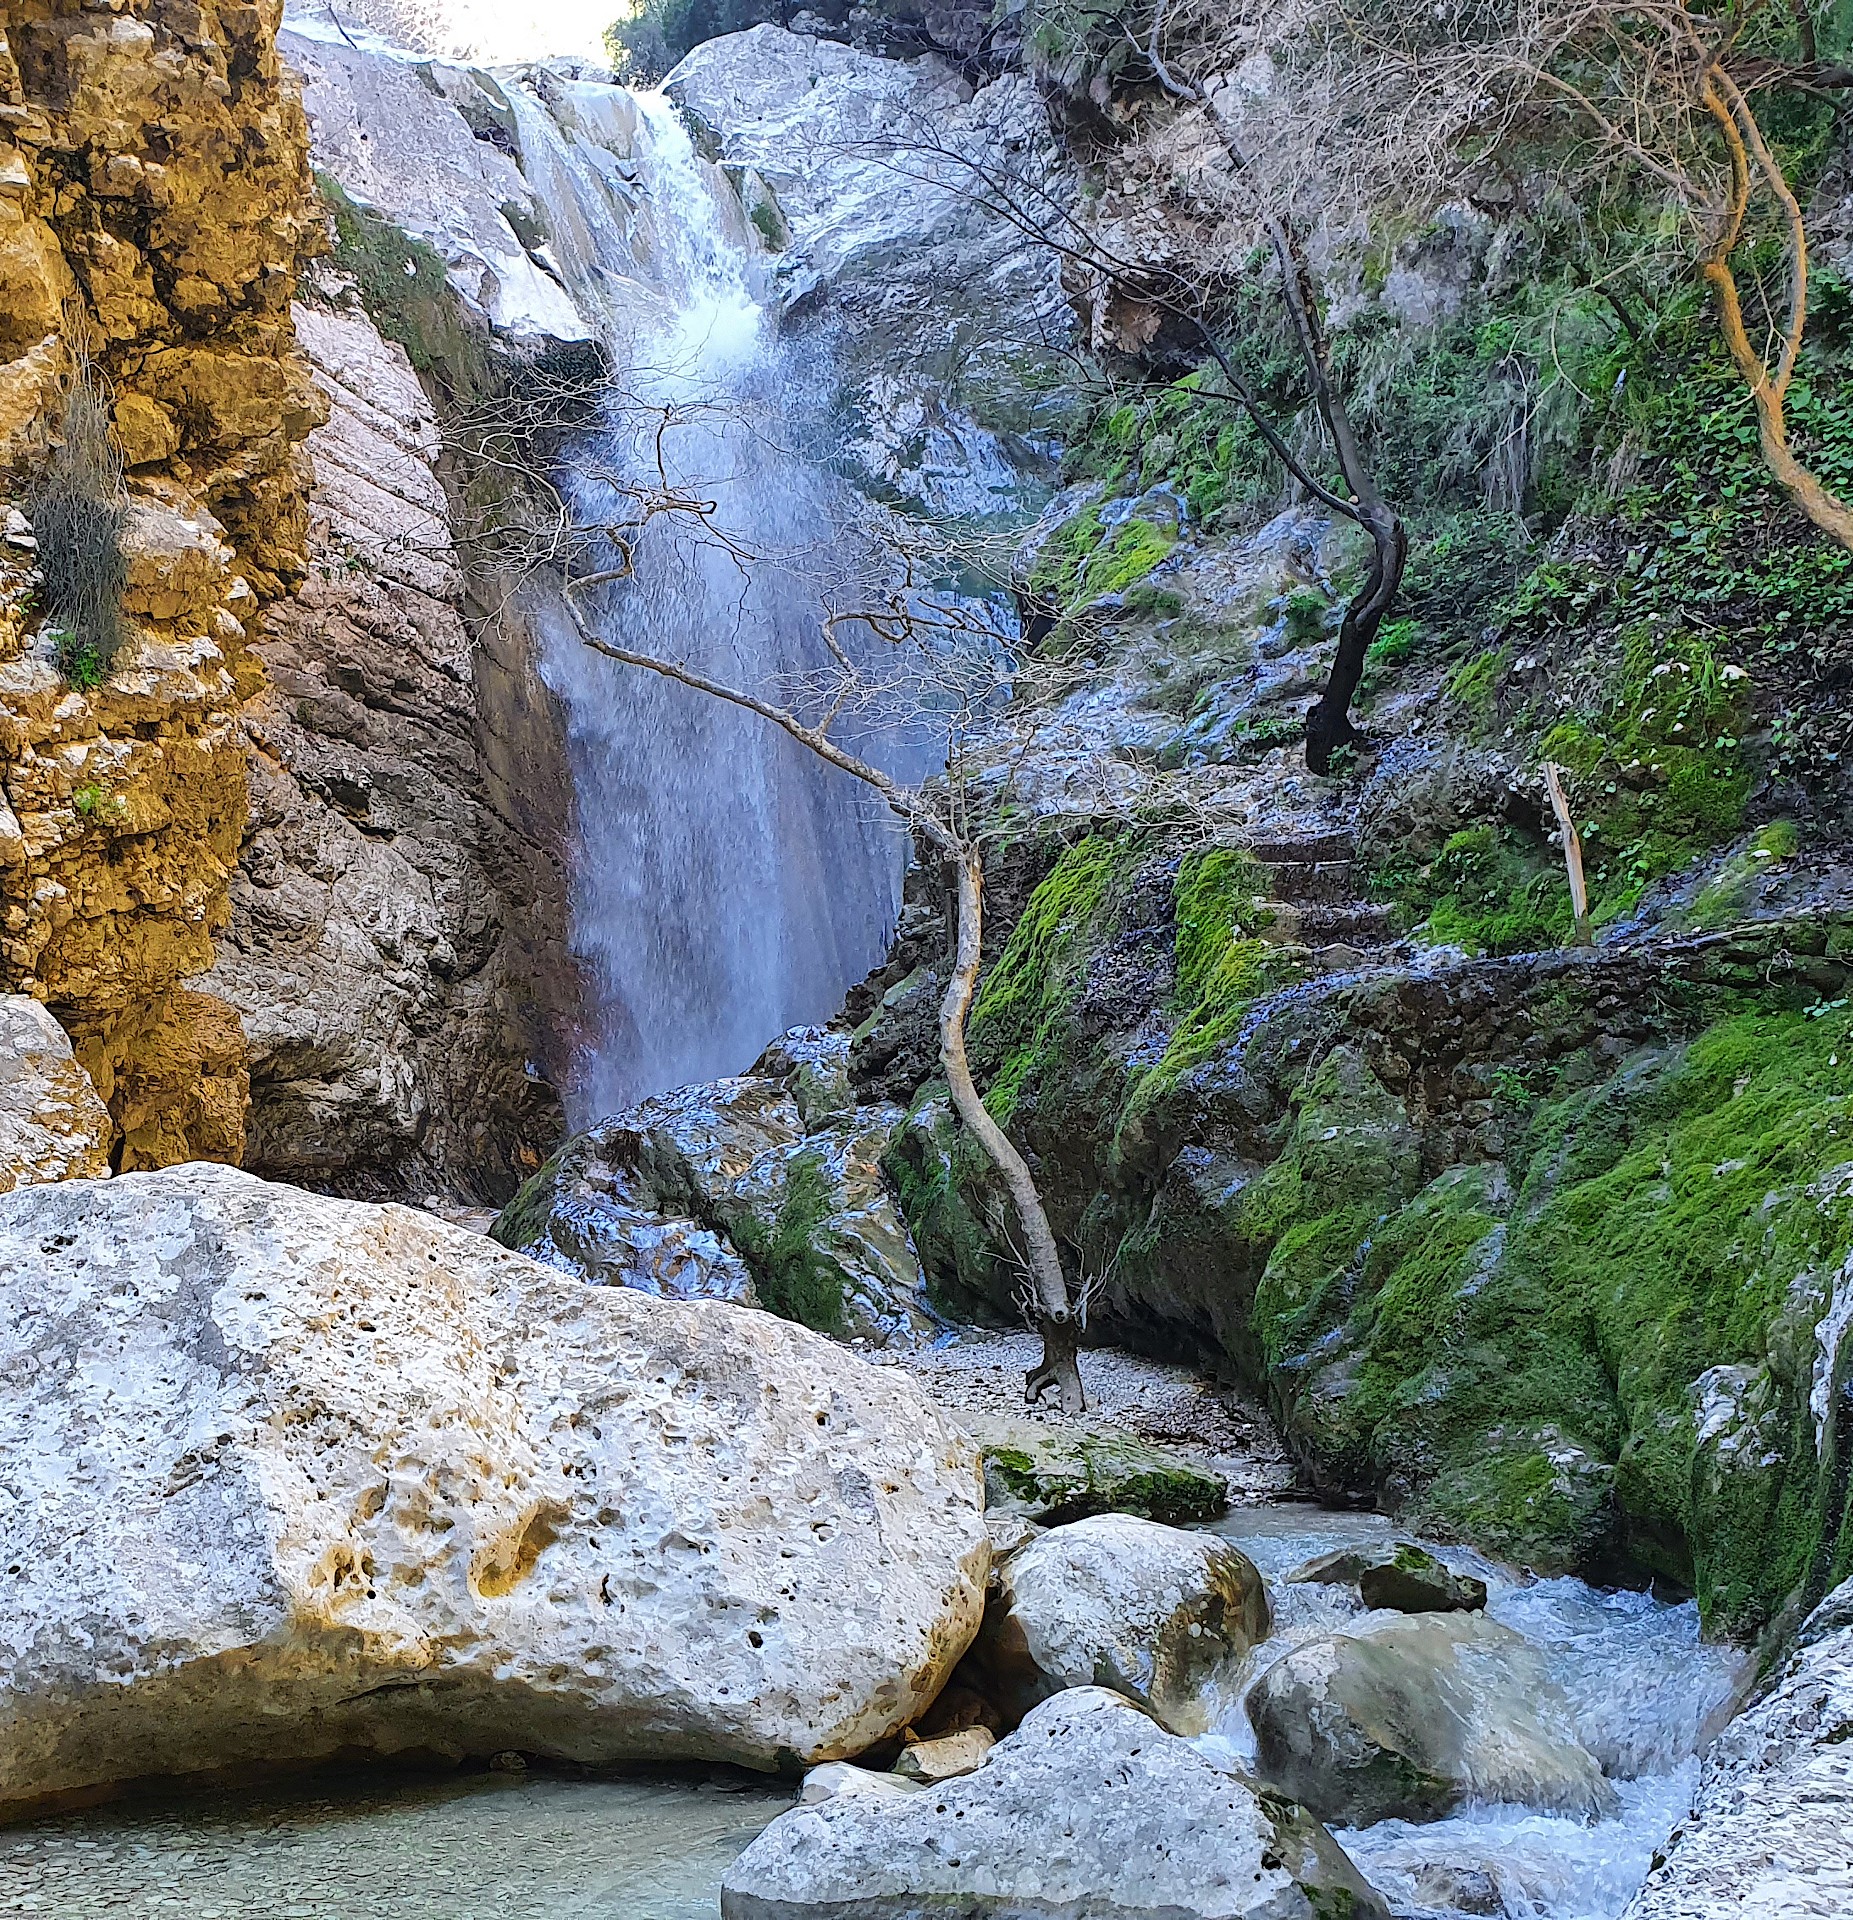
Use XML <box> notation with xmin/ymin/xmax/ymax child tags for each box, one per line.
<box><xmin>1624</xmin><ymin>1578</ymin><xmax>1853</xmax><ymax>1920</ymax></box>
<box><xmin>722</xmin><ymin>1686</ymin><xmax>1388</xmax><ymax>1920</ymax></box>
<box><xmin>0</xmin><ymin>995</ymin><xmax>109</xmax><ymax>1190</ymax></box>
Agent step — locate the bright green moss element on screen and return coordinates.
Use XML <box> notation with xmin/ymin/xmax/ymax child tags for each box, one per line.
<box><xmin>1030</xmin><ymin>505</ymin><xmax>1177</xmax><ymax>610</ymax></box>
<box><xmin>1148</xmin><ymin>849</ymin><xmax>1289</xmax><ymax>1086</ymax></box>
<box><xmin>968</xmin><ymin>837</ymin><xmax>1125</xmax><ymax>1123</ymax></box>
<box><xmin>982</xmin><ymin>1432</ymin><xmax>1228</xmax><ymax>1525</ymax></box>
<box><xmin>733</xmin><ymin>1150</ymin><xmax>846</xmax><ymax>1334</ymax></box>
<box><xmin>1684</xmin><ymin>820</ymin><xmax>1803</xmax><ymax>930</ymax></box>
<box><xmin>1411</xmin><ymin>824</ymin><xmax>1572</xmax><ymax>956</ymax></box>
<box><xmin>1272</xmin><ymin>1007</ymin><xmax>1853</xmax><ymax>1632</ymax></box>
<box><xmin>884</xmin><ymin>1085</ymin><xmax>1015</xmax><ymax>1318</ymax></box>
<box><xmin>318</xmin><ymin>173</ymin><xmax>490</xmax><ymax>400</ymax></box>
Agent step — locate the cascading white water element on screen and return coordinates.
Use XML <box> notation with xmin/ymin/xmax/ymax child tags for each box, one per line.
<box><xmin>1197</xmin><ymin>1511</ymin><xmax>1749</xmax><ymax>1920</ymax></box>
<box><xmin>539</xmin><ymin>98</ymin><xmax>916</xmax><ymax>1124</ymax></box>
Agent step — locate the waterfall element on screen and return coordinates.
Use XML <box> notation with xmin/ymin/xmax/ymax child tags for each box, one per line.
<box><xmin>539</xmin><ymin>98</ymin><xmax>916</xmax><ymax>1125</ymax></box>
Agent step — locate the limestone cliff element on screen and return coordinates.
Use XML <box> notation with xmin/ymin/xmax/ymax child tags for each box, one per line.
<box><xmin>0</xmin><ymin>0</ymin><xmax>324</xmax><ymax>1169</ymax></box>
<box><xmin>204</xmin><ymin>293</ymin><xmax>568</xmax><ymax>1196</ymax></box>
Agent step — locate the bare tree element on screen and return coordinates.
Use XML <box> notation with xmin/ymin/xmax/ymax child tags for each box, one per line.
<box><xmin>441</xmin><ymin>355</ymin><xmax>1097</xmax><ymax>1411</ymax></box>
<box><xmin>1176</xmin><ymin>0</ymin><xmax>1853</xmax><ymax>547</ymax></box>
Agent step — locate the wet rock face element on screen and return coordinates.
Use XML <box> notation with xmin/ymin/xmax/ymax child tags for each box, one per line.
<box><xmin>494</xmin><ymin>1028</ymin><xmax>934</xmax><ymax>1343</ymax></box>
<box><xmin>665</xmin><ymin>25</ymin><xmax>1073</xmax><ymax>519</ymax></box>
<box><xmin>966</xmin><ymin>1513</ymin><xmax>1270</xmax><ymax>1738</ymax></box>
<box><xmin>0</xmin><ymin>993</ymin><xmax>107</xmax><ymax>1188</ymax></box>
<box><xmin>1624</xmin><ymin>1578</ymin><xmax>1853</xmax><ymax>1920</ymax></box>
<box><xmin>1248</xmin><ymin>1612</ymin><xmax>1618</xmax><ymax>1827</ymax></box>
<box><xmin>0</xmin><ymin>1163</ymin><xmax>990</xmax><ymax>1810</ymax></box>
<box><xmin>202</xmin><ymin>298</ymin><xmax>568</xmax><ymax>1198</ymax></box>
<box><xmin>722</xmin><ymin>1686</ymin><xmax>1388</xmax><ymax>1920</ymax></box>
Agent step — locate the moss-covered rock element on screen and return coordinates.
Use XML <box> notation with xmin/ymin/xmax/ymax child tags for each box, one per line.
<box><xmin>493</xmin><ymin>1034</ymin><xmax>935</xmax><ymax>1344</ymax></box>
<box><xmin>980</xmin><ymin>1430</ymin><xmax>1229</xmax><ymax>1526</ymax></box>
<box><xmin>884</xmin><ymin>846</ymin><xmax>1853</xmax><ymax>1635</ymax></box>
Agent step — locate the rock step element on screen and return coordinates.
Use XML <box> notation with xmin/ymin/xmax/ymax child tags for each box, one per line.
<box><xmin>1245</xmin><ymin>829</ymin><xmax>1356</xmax><ymax>865</ymax></box>
<box><xmin>1279</xmin><ymin>902</ymin><xmax>1397</xmax><ymax>945</ymax></box>
<box><xmin>1257</xmin><ymin>857</ymin><xmax>1356</xmax><ymax>905</ymax></box>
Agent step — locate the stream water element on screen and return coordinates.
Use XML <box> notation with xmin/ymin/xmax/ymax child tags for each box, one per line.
<box><xmin>540</xmin><ymin>97</ymin><xmax>916</xmax><ymax>1123</ymax></box>
<box><xmin>1202</xmin><ymin>1510</ymin><xmax>1747</xmax><ymax>1920</ymax></box>
<box><xmin>7</xmin><ymin>1507</ymin><xmax>1744</xmax><ymax>1920</ymax></box>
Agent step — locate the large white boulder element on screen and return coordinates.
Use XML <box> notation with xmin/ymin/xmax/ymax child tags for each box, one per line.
<box><xmin>969</xmin><ymin>1512</ymin><xmax>1269</xmax><ymax>1736</ymax></box>
<box><xmin>0</xmin><ymin>1165</ymin><xmax>989</xmax><ymax>1813</ymax></box>
<box><xmin>722</xmin><ymin>1686</ymin><xmax>1387</xmax><ymax>1920</ymax></box>
<box><xmin>1248</xmin><ymin>1611</ymin><xmax>1617</xmax><ymax>1826</ymax></box>
<box><xmin>1624</xmin><ymin>1578</ymin><xmax>1853</xmax><ymax>1919</ymax></box>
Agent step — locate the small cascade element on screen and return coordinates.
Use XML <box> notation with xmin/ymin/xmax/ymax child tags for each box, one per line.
<box><xmin>538</xmin><ymin>98</ymin><xmax>917</xmax><ymax>1123</ymax></box>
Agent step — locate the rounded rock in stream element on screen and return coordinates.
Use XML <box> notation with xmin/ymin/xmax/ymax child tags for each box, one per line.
<box><xmin>0</xmin><ymin>1165</ymin><xmax>989</xmax><ymax>1813</ymax></box>
<box><xmin>1249</xmin><ymin>1611</ymin><xmax>1618</xmax><ymax>1827</ymax></box>
<box><xmin>965</xmin><ymin>1512</ymin><xmax>1270</xmax><ymax>1736</ymax></box>
<box><xmin>721</xmin><ymin>1686</ymin><xmax>1389</xmax><ymax>1920</ymax></box>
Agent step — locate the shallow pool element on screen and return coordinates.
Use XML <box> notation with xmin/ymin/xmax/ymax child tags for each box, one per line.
<box><xmin>0</xmin><ymin>1768</ymin><xmax>791</xmax><ymax>1919</ymax></box>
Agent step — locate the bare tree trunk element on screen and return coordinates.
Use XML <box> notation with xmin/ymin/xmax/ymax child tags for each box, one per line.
<box><xmin>1264</xmin><ymin>219</ymin><xmax>1411</xmax><ymax>773</ymax></box>
<box><xmin>568</xmin><ymin>611</ymin><xmax>1087</xmax><ymax>1411</ymax></box>
<box><xmin>1542</xmin><ymin>761</ymin><xmax>1594</xmax><ymax>947</ymax></box>
<box><xmin>938</xmin><ymin>847</ymin><xmax>1085</xmax><ymax>1413</ymax></box>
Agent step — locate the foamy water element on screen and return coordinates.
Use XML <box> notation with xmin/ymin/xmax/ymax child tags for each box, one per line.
<box><xmin>1200</xmin><ymin>1509</ymin><xmax>1747</xmax><ymax>1920</ymax></box>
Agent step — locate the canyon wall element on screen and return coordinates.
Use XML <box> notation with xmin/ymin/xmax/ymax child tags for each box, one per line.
<box><xmin>0</xmin><ymin>0</ymin><xmax>573</xmax><ymax>1195</ymax></box>
<box><xmin>0</xmin><ymin>0</ymin><xmax>322</xmax><ymax>1168</ymax></box>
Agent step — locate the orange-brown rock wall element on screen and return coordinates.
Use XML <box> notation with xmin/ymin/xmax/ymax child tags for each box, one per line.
<box><xmin>0</xmin><ymin>0</ymin><xmax>324</xmax><ymax>1168</ymax></box>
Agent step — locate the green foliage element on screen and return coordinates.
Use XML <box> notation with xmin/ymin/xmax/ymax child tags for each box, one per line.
<box><xmin>319</xmin><ymin>173</ymin><xmax>490</xmax><ymax>399</ymax></box>
<box><xmin>1144</xmin><ymin>849</ymin><xmax>1290</xmax><ymax>1088</ymax></box>
<box><xmin>1272</xmin><ymin>1009</ymin><xmax>1853</xmax><ymax>1633</ymax></box>
<box><xmin>1538</xmin><ymin>625</ymin><xmax>1753</xmax><ymax>915</ymax></box>
<box><xmin>70</xmin><ymin>781</ymin><xmax>118</xmax><ymax>821</ymax></box>
<box><xmin>1067</xmin><ymin>369</ymin><xmax>1286</xmax><ymax>530</ymax></box>
<box><xmin>1685</xmin><ymin>820</ymin><xmax>1803</xmax><ymax>930</ymax></box>
<box><xmin>1030</xmin><ymin>502</ymin><xmax>1177</xmax><ymax>610</ymax></box>
<box><xmin>1401</xmin><ymin>823</ymin><xmax>1572</xmax><ymax>957</ymax></box>
<box><xmin>31</xmin><ymin>373</ymin><xmax>127</xmax><ymax>690</ymax></box>
<box><xmin>968</xmin><ymin>837</ymin><xmax>1125</xmax><ymax>1123</ymax></box>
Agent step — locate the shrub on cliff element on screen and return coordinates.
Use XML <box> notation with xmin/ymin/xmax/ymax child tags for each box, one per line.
<box><xmin>29</xmin><ymin>367</ymin><xmax>127</xmax><ymax>690</ymax></box>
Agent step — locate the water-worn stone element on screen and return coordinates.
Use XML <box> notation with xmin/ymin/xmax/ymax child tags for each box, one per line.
<box><xmin>968</xmin><ymin>1512</ymin><xmax>1269</xmax><ymax>1736</ymax></box>
<box><xmin>1248</xmin><ymin>1611</ymin><xmax>1617</xmax><ymax>1826</ymax></box>
<box><xmin>981</xmin><ymin>1426</ymin><xmax>1230</xmax><ymax>1526</ymax></box>
<box><xmin>1291</xmin><ymin>1541</ymin><xmax>1485</xmax><ymax>1612</ymax></box>
<box><xmin>721</xmin><ymin>1686</ymin><xmax>1387</xmax><ymax>1920</ymax></box>
<box><xmin>1623</xmin><ymin>1576</ymin><xmax>1853</xmax><ymax>1919</ymax></box>
<box><xmin>0</xmin><ymin>1163</ymin><xmax>990</xmax><ymax>1812</ymax></box>
<box><xmin>800</xmin><ymin>1763</ymin><xmax>924</xmax><ymax>1806</ymax></box>
<box><xmin>0</xmin><ymin>994</ymin><xmax>109</xmax><ymax>1188</ymax></box>
<box><xmin>892</xmin><ymin>1727</ymin><xmax>994</xmax><ymax>1782</ymax></box>
<box><xmin>1358</xmin><ymin>1545</ymin><xmax>1487</xmax><ymax>1614</ymax></box>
